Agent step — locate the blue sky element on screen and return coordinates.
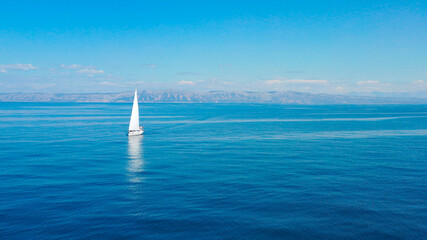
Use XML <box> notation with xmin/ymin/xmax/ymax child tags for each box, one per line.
<box><xmin>0</xmin><ymin>0</ymin><xmax>426</xmax><ymax>94</ymax></box>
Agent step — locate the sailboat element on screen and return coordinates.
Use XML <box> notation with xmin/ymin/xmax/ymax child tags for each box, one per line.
<box><xmin>128</xmin><ymin>89</ymin><xmax>144</xmax><ymax>136</ymax></box>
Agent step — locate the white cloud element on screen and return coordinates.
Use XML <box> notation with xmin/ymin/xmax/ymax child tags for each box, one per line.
<box><xmin>335</xmin><ymin>86</ymin><xmax>344</xmax><ymax>92</ymax></box>
<box><xmin>412</xmin><ymin>80</ymin><xmax>424</xmax><ymax>84</ymax></box>
<box><xmin>178</xmin><ymin>80</ymin><xmax>196</xmax><ymax>85</ymax></box>
<box><xmin>284</xmin><ymin>79</ymin><xmax>328</xmax><ymax>84</ymax></box>
<box><xmin>99</xmin><ymin>81</ymin><xmax>124</xmax><ymax>87</ymax></box>
<box><xmin>177</xmin><ymin>72</ymin><xmax>201</xmax><ymax>76</ymax></box>
<box><xmin>142</xmin><ymin>64</ymin><xmax>157</xmax><ymax>69</ymax></box>
<box><xmin>265</xmin><ymin>79</ymin><xmax>328</xmax><ymax>85</ymax></box>
<box><xmin>357</xmin><ymin>80</ymin><xmax>380</xmax><ymax>85</ymax></box>
<box><xmin>0</xmin><ymin>64</ymin><xmax>37</xmax><ymax>73</ymax></box>
<box><xmin>60</xmin><ymin>64</ymin><xmax>104</xmax><ymax>76</ymax></box>
<box><xmin>76</xmin><ymin>69</ymin><xmax>104</xmax><ymax>74</ymax></box>
<box><xmin>30</xmin><ymin>83</ymin><xmax>56</xmax><ymax>90</ymax></box>
<box><xmin>60</xmin><ymin>64</ymin><xmax>89</xmax><ymax>70</ymax></box>
<box><xmin>265</xmin><ymin>80</ymin><xmax>283</xmax><ymax>85</ymax></box>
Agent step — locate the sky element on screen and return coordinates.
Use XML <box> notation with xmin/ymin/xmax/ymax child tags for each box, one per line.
<box><xmin>0</xmin><ymin>0</ymin><xmax>426</xmax><ymax>95</ymax></box>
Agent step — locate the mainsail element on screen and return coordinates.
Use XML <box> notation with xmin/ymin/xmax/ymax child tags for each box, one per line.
<box><xmin>128</xmin><ymin>90</ymin><xmax>140</xmax><ymax>131</ymax></box>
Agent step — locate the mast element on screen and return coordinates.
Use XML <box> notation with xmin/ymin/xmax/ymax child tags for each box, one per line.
<box><xmin>128</xmin><ymin>89</ymin><xmax>140</xmax><ymax>131</ymax></box>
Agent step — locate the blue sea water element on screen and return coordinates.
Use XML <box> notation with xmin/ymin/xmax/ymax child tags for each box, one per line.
<box><xmin>0</xmin><ymin>103</ymin><xmax>426</xmax><ymax>239</ymax></box>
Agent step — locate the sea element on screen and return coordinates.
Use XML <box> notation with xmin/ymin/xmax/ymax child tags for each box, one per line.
<box><xmin>0</xmin><ymin>103</ymin><xmax>426</xmax><ymax>239</ymax></box>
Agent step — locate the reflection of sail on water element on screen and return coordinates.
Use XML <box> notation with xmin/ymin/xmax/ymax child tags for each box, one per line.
<box><xmin>127</xmin><ymin>135</ymin><xmax>144</xmax><ymax>183</ymax></box>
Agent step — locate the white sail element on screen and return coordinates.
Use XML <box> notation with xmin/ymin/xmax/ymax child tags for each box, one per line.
<box><xmin>128</xmin><ymin>90</ymin><xmax>140</xmax><ymax>131</ymax></box>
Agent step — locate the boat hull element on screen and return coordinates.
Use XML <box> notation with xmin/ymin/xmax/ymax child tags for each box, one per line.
<box><xmin>128</xmin><ymin>128</ymin><xmax>144</xmax><ymax>136</ymax></box>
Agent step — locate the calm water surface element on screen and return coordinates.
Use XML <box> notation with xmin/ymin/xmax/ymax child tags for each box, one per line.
<box><xmin>0</xmin><ymin>103</ymin><xmax>426</xmax><ymax>239</ymax></box>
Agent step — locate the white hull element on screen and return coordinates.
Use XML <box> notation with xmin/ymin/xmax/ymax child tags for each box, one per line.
<box><xmin>128</xmin><ymin>127</ymin><xmax>144</xmax><ymax>136</ymax></box>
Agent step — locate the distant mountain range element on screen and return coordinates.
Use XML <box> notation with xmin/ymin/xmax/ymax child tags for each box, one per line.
<box><xmin>0</xmin><ymin>90</ymin><xmax>426</xmax><ymax>104</ymax></box>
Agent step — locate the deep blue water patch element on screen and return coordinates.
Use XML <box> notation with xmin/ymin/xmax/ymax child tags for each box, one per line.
<box><xmin>0</xmin><ymin>103</ymin><xmax>426</xmax><ymax>239</ymax></box>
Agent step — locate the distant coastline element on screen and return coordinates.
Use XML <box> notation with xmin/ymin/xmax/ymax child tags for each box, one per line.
<box><xmin>0</xmin><ymin>90</ymin><xmax>426</xmax><ymax>104</ymax></box>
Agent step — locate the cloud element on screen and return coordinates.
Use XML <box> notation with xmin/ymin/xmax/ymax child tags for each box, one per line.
<box><xmin>412</xmin><ymin>80</ymin><xmax>424</xmax><ymax>84</ymax></box>
<box><xmin>60</xmin><ymin>64</ymin><xmax>88</xmax><ymax>70</ymax></box>
<box><xmin>0</xmin><ymin>64</ymin><xmax>37</xmax><ymax>73</ymax></box>
<box><xmin>177</xmin><ymin>72</ymin><xmax>201</xmax><ymax>76</ymax></box>
<box><xmin>265</xmin><ymin>80</ymin><xmax>284</xmax><ymax>85</ymax></box>
<box><xmin>99</xmin><ymin>81</ymin><xmax>124</xmax><ymax>87</ymax></box>
<box><xmin>76</xmin><ymin>69</ymin><xmax>104</xmax><ymax>74</ymax></box>
<box><xmin>100</xmin><ymin>81</ymin><xmax>113</xmax><ymax>85</ymax></box>
<box><xmin>142</xmin><ymin>64</ymin><xmax>157</xmax><ymax>69</ymax></box>
<box><xmin>178</xmin><ymin>80</ymin><xmax>196</xmax><ymax>85</ymax></box>
<box><xmin>335</xmin><ymin>86</ymin><xmax>344</xmax><ymax>91</ymax></box>
<box><xmin>265</xmin><ymin>79</ymin><xmax>328</xmax><ymax>85</ymax></box>
<box><xmin>357</xmin><ymin>80</ymin><xmax>380</xmax><ymax>85</ymax></box>
<box><xmin>60</xmin><ymin>64</ymin><xmax>104</xmax><ymax>76</ymax></box>
<box><xmin>284</xmin><ymin>79</ymin><xmax>328</xmax><ymax>84</ymax></box>
<box><xmin>30</xmin><ymin>83</ymin><xmax>56</xmax><ymax>90</ymax></box>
